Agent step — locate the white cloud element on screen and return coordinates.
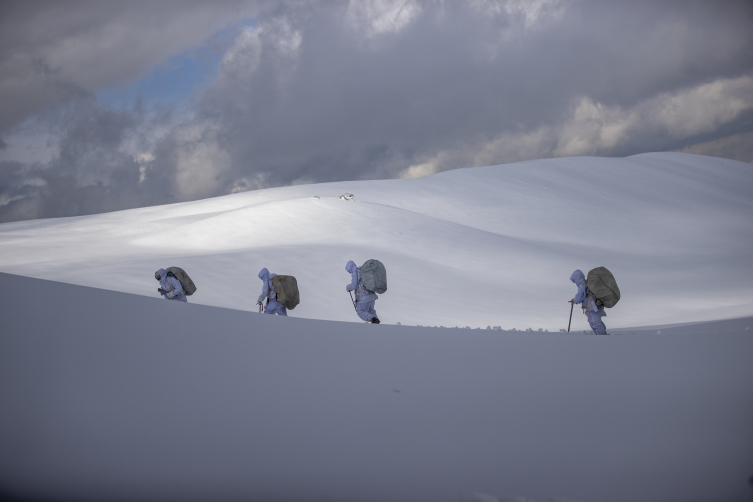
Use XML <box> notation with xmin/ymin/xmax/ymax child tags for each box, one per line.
<box><xmin>217</xmin><ymin>17</ymin><xmax>303</xmax><ymax>92</ymax></box>
<box><xmin>290</xmin><ymin>176</ymin><xmax>315</xmax><ymax>185</ymax></box>
<box><xmin>675</xmin><ymin>130</ymin><xmax>753</xmax><ymax>164</ymax></box>
<box><xmin>0</xmin><ymin>120</ymin><xmax>59</xmax><ymax>165</ymax></box>
<box><xmin>473</xmin><ymin>126</ymin><xmax>555</xmax><ymax>166</ymax></box>
<box><xmin>399</xmin><ymin>152</ymin><xmax>446</xmax><ymax>179</ymax></box>
<box><xmin>553</xmin><ymin>97</ymin><xmax>640</xmax><ymax>157</ymax></box>
<box><xmin>133</xmin><ymin>153</ymin><xmax>154</xmax><ymax>183</ymax></box>
<box><xmin>470</xmin><ymin>0</ymin><xmax>565</xmax><ymax>28</ymax></box>
<box><xmin>0</xmin><ymin>177</ymin><xmax>45</xmax><ymax>208</ymax></box>
<box><xmin>172</xmin><ymin>124</ymin><xmax>231</xmax><ymax>201</ymax></box>
<box><xmin>229</xmin><ymin>172</ymin><xmax>270</xmax><ymax>193</ymax></box>
<box><xmin>466</xmin><ymin>74</ymin><xmax>753</xmax><ymax>166</ymax></box>
<box><xmin>346</xmin><ymin>0</ymin><xmax>422</xmax><ymax>38</ymax></box>
<box><xmin>651</xmin><ymin>75</ymin><xmax>753</xmax><ymax>138</ymax></box>
<box><xmin>264</xmin><ymin>17</ymin><xmax>303</xmax><ymax>57</ymax></box>
<box><xmin>220</xmin><ymin>26</ymin><xmax>263</xmax><ymax>78</ymax></box>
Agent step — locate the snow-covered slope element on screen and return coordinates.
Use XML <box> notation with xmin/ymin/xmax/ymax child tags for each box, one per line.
<box><xmin>1</xmin><ymin>273</ymin><xmax>752</xmax><ymax>502</ymax></box>
<box><xmin>0</xmin><ymin>152</ymin><xmax>751</xmax><ymax>330</ymax></box>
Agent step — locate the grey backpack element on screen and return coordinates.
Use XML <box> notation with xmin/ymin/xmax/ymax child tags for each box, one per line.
<box><xmin>165</xmin><ymin>267</ymin><xmax>197</xmax><ymax>296</ymax></box>
<box><xmin>271</xmin><ymin>275</ymin><xmax>300</xmax><ymax>310</ymax></box>
<box><xmin>361</xmin><ymin>259</ymin><xmax>387</xmax><ymax>294</ymax></box>
<box><xmin>586</xmin><ymin>267</ymin><xmax>620</xmax><ymax>308</ymax></box>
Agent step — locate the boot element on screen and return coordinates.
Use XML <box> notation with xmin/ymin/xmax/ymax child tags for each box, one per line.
<box><xmin>371</xmin><ymin>317</ymin><xmax>380</xmax><ymax>324</ymax></box>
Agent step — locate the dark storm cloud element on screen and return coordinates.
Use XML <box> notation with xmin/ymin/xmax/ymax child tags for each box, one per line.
<box><xmin>194</xmin><ymin>0</ymin><xmax>753</xmax><ymax>187</ymax></box>
<box><xmin>0</xmin><ymin>0</ymin><xmax>262</xmax><ymax>134</ymax></box>
<box><xmin>1</xmin><ymin>0</ymin><xmax>752</xmax><ymax>222</ymax></box>
<box><xmin>0</xmin><ymin>97</ymin><xmax>155</xmax><ymax>222</ymax></box>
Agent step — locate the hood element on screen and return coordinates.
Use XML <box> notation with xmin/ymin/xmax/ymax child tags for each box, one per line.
<box><xmin>155</xmin><ymin>268</ymin><xmax>167</xmax><ymax>281</ymax></box>
<box><xmin>570</xmin><ymin>269</ymin><xmax>586</xmax><ymax>285</ymax></box>
<box><xmin>258</xmin><ymin>268</ymin><xmax>269</xmax><ymax>280</ymax></box>
<box><xmin>345</xmin><ymin>260</ymin><xmax>357</xmax><ymax>274</ymax></box>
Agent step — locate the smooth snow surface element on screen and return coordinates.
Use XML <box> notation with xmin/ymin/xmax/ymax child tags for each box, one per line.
<box><xmin>0</xmin><ymin>153</ymin><xmax>751</xmax><ymax>330</ymax></box>
<box><xmin>1</xmin><ymin>273</ymin><xmax>752</xmax><ymax>502</ymax></box>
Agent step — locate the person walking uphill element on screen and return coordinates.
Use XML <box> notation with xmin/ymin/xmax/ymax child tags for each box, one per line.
<box><xmin>257</xmin><ymin>268</ymin><xmax>287</xmax><ymax>316</ymax></box>
<box><xmin>155</xmin><ymin>268</ymin><xmax>187</xmax><ymax>302</ymax></box>
<box><xmin>345</xmin><ymin>260</ymin><xmax>380</xmax><ymax>324</ymax></box>
<box><xmin>570</xmin><ymin>269</ymin><xmax>607</xmax><ymax>335</ymax></box>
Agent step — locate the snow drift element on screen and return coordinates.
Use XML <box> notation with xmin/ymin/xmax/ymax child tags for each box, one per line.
<box><xmin>1</xmin><ymin>273</ymin><xmax>752</xmax><ymax>502</ymax></box>
<box><xmin>0</xmin><ymin>152</ymin><xmax>751</xmax><ymax>330</ymax></box>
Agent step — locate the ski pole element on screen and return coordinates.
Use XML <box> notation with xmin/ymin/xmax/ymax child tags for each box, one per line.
<box><xmin>567</xmin><ymin>300</ymin><xmax>574</xmax><ymax>332</ymax></box>
<box><xmin>348</xmin><ymin>290</ymin><xmax>357</xmax><ymax>312</ymax></box>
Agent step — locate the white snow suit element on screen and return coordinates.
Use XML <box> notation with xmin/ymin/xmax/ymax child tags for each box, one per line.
<box><xmin>346</xmin><ymin>260</ymin><xmax>378</xmax><ymax>322</ymax></box>
<box><xmin>571</xmin><ymin>269</ymin><xmax>607</xmax><ymax>335</ymax></box>
<box><xmin>156</xmin><ymin>268</ymin><xmax>187</xmax><ymax>302</ymax></box>
<box><xmin>258</xmin><ymin>268</ymin><xmax>287</xmax><ymax>316</ymax></box>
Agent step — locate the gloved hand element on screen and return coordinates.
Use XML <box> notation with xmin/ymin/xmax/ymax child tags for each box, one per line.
<box><xmin>346</xmin><ymin>285</ymin><xmax>351</xmax><ymax>292</ymax></box>
<box><xmin>166</xmin><ymin>291</ymin><xmax>175</xmax><ymax>299</ymax></box>
<box><xmin>256</xmin><ymin>300</ymin><xmax>263</xmax><ymax>306</ymax></box>
<box><xmin>158</xmin><ymin>288</ymin><xmax>167</xmax><ymax>295</ymax></box>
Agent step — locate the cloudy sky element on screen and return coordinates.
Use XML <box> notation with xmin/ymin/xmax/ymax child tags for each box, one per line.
<box><xmin>1</xmin><ymin>0</ymin><xmax>752</xmax><ymax>222</ymax></box>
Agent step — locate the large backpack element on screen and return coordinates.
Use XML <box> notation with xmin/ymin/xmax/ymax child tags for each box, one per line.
<box><xmin>361</xmin><ymin>259</ymin><xmax>387</xmax><ymax>294</ymax></box>
<box><xmin>586</xmin><ymin>267</ymin><xmax>620</xmax><ymax>308</ymax></box>
<box><xmin>271</xmin><ymin>275</ymin><xmax>300</xmax><ymax>310</ymax></box>
<box><xmin>165</xmin><ymin>267</ymin><xmax>197</xmax><ymax>296</ymax></box>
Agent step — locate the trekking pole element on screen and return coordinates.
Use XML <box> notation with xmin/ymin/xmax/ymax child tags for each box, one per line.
<box><xmin>348</xmin><ymin>290</ymin><xmax>358</xmax><ymax>312</ymax></box>
<box><xmin>567</xmin><ymin>300</ymin><xmax>574</xmax><ymax>332</ymax></box>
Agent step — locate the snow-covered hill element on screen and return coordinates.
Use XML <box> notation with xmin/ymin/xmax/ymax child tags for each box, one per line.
<box><xmin>1</xmin><ymin>273</ymin><xmax>752</xmax><ymax>502</ymax></box>
<box><xmin>0</xmin><ymin>152</ymin><xmax>751</xmax><ymax>330</ymax></box>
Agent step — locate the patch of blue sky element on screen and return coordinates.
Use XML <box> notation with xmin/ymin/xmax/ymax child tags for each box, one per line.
<box><xmin>97</xmin><ymin>19</ymin><xmax>257</xmax><ymax>109</ymax></box>
<box><xmin>97</xmin><ymin>46</ymin><xmax>220</xmax><ymax>109</ymax></box>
